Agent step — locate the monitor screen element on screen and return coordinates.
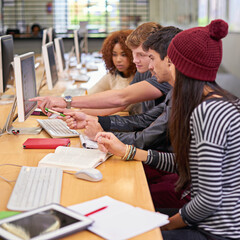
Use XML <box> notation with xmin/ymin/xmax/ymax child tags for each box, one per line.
<box><xmin>48</xmin><ymin>27</ymin><xmax>54</xmax><ymax>43</ymax></box>
<box><xmin>42</xmin><ymin>29</ymin><xmax>49</xmax><ymax>47</ymax></box>
<box><xmin>74</xmin><ymin>30</ymin><xmax>81</xmax><ymax>65</ymax></box>
<box><xmin>59</xmin><ymin>38</ymin><xmax>66</xmax><ymax>71</ymax></box>
<box><xmin>0</xmin><ymin>35</ymin><xmax>14</xmax><ymax>94</ymax></box>
<box><xmin>42</xmin><ymin>42</ymin><xmax>58</xmax><ymax>90</ymax></box>
<box><xmin>14</xmin><ymin>52</ymin><xmax>37</xmax><ymax>122</ymax></box>
<box><xmin>54</xmin><ymin>38</ymin><xmax>66</xmax><ymax>73</ymax></box>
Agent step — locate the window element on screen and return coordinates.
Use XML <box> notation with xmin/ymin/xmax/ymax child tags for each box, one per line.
<box><xmin>55</xmin><ymin>0</ymin><xmax>149</xmax><ymax>34</ymax></box>
<box><xmin>158</xmin><ymin>0</ymin><xmax>240</xmax><ymax>32</ymax></box>
<box><xmin>0</xmin><ymin>0</ymin><xmax>149</xmax><ymax>36</ymax></box>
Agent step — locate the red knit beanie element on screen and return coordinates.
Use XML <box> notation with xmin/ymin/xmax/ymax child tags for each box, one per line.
<box><xmin>167</xmin><ymin>19</ymin><xmax>228</xmax><ymax>81</ymax></box>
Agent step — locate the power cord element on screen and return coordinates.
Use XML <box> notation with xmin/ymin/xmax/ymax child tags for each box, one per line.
<box><xmin>0</xmin><ymin>164</ymin><xmax>22</xmax><ymax>183</ymax></box>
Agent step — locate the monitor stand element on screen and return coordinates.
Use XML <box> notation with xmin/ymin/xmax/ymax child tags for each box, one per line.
<box><xmin>0</xmin><ymin>78</ymin><xmax>15</xmax><ymax>105</ymax></box>
<box><xmin>3</xmin><ymin>96</ymin><xmax>42</xmax><ymax>135</ymax></box>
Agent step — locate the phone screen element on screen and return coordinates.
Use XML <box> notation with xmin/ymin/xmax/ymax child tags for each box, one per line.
<box><xmin>0</xmin><ymin>209</ymin><xmax>80</xmax><ymax>239</ymax></box>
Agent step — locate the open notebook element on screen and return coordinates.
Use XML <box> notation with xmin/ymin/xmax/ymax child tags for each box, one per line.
<box><xmin>38</xmin><ymin>146</ymin><xmax>111</xmax><ymax>171</ymax></box>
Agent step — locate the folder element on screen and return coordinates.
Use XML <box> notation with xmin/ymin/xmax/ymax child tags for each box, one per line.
<box><xmin>23</xmin><ymin>138</ymin><xmax>70</xmax><ymax>149</ymax></box>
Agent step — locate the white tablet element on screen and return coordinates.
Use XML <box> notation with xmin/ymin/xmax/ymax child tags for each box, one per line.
<box><xmin>0</xmin><ymin>204</ymin><xmax>93</xmax><ymax>240</ymax></box>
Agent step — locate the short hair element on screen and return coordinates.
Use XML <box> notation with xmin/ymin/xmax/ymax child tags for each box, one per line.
<box><xmin>125</xmin><ymin>22</ymin><xmax>162</xmax><ymax>49</ymax></box>
<box><xmin>142</xmin><ymin>26</ymin><xmax>182</xmax><ymax>60</ymax></box>
<box><xmin>101</xmin><ymin>29</ymin><xmax>136</xmax><ymax>76</ymax></box>
<box><xmin>31</xmin><ymin>23</ymin><xmax>41</xmax><ymax>32</ymax></box>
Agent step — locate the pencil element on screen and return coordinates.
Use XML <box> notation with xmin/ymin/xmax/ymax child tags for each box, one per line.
<box><xmin>45</xmin><ymin>108</ymin><xmax>66</xmax><ymax>117</ymax></box>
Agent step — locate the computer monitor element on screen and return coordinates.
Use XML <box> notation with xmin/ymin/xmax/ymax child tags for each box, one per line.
<box><xmin>54</xmin><ymin>38</ymin><xmax>66</xmax><ymax>73</ymax></box>
<box><xmin>15</xmin><ymin>52</ymin><xmax>38</xmax><ymax>122</ymax></box>
<box><xmin>74</xmin><ymin>30</ymin><xmax>81</xmax><ymax>65</ymax></box>
<box><xmin>1</xmin><ymin>52</ymin><xmax>41</xmax><ymax>135</ymax></box>
<box><xmin>42</xmin><ymin>29</ymin><xmax>49</xmax><ymax>47</ymax></box>
<box><xmin>79</xmin><ymin>21</ymin><xmax>88</xmax><ymax>54</ymax></box>
<box><xmin>42</xmin><ymin>42</ymin><xmax>58</xmax><ymax>90</ymax></box>
<box><xmin>48</xmin><ymin>27</ymin><xmax>54</xmax><ymax>42</ymax></box>
<box><xmin>0</xmin><ymin>35</ymin><xmax>14</xmax><ymax>94</ymax></box>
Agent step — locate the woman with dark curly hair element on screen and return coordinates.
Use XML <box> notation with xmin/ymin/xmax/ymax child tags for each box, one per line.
<box><xmin>88</xmin><ymin>30</ymin><xmax>138</xmax><ymax>114</ymax></box>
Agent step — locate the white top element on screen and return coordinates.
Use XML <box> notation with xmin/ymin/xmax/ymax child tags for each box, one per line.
<box><xmin>88</xmin><ymin>72</ymin><xmax>140</xmax><ymax>114</ymax></box>
<box><xmin>88</xmin><ymin>72</ymin><xmax>133</xmax><ymax>94</ymax></box>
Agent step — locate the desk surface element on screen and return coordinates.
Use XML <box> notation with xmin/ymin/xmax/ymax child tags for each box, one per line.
<box><xmin>0</xmin><ymin>64</ymin><xmax>162</xmax><ymax>240</ymax></box>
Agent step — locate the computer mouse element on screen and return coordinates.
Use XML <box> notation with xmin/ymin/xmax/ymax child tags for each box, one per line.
<box><xmin>75</xmin><ymin>168</ymin><xmax>102</xmax><ymax>182</ymax></box>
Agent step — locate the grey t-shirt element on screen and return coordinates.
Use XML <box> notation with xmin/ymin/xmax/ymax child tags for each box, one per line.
<box><xmin>130</xmin><ymin>71</ymin><xmax>172</xmax><ymax>113</ymax></box>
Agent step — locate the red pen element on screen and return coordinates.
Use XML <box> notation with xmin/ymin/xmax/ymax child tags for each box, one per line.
<box><xmin>84</xmin><ymin>206</ymin><xmax>108</xmax><ymax>217</ymax></box>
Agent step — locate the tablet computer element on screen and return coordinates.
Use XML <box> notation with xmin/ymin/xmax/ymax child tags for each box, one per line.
<box><xmin>0</xmin><ymin>204</ymin><xmax>93</xmax><ymax>240</ymax></box>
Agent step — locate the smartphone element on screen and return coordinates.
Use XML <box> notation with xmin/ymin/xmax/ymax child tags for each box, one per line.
<box><xmin>0</xmin><ymin>204</ymin><xmax>93</xmax><ymax>240</ymax></box>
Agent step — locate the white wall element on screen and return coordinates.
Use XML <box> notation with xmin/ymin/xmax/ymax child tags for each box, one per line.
<box><xmin>149</xmin><ymin>0</ymin><xmax>240</xmax><ymax>79</ymax></box>
<box><xmin>222</xmin><ymin>33</ymin><xmax>240</xmax><ymax>79</ymax></box>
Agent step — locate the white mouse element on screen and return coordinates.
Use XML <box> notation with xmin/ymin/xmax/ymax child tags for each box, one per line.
<box><xmin>75</xmin><ymin>168</ymin><xmax>102</xmax><ymax>182</ymax></box>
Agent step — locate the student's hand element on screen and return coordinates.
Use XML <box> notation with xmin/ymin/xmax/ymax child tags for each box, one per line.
<box><xmin>63</xmin><ymin>112</ymin><xmax>87</xmax><ymax>129</ymax></box>
<box><xmin>161</xmin><ymin>213</ymin><xmax>187</xmax><ymax>231</ymax></box>
<box><xmin>29</xmin><ymin>96</ymin><xmax>66</xmax><ymax>114</ymax></box>
<box><xmin>95</xmin><ymin>132</ymin><xmax>127</xmax><ymax>157</ymax></box>
<box><xmin>84</xmin><ymin>119</ymin><xmax>103</xmax><ymax>140</ymax></box>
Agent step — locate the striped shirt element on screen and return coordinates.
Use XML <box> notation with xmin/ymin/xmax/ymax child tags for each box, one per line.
<box><xmin>145</xmin><ymin>98</ymin><xmax>240</xmax><ymax>239</ymax></box>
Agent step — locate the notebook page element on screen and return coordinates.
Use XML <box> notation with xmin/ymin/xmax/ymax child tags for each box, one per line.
<box><xmin>79</xmin><ymin>134</ymin><xmax>98</xmax><ymax>149</ymax></box>
<box><xmin>69</xmin><ymin>196</ymin><xmax>169</xmax><ymax>240</ymax></box>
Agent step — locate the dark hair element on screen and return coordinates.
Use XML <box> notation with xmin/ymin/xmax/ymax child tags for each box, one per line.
<box><xmin>31</xmin><ymin>23</ymin><xmax>41</xmax><ymax>32</ymax></box>
<box><xmin>170</xmin><ymin>69</ymin><xmax>240</xmax><ymax>192</ymax></box>
<box><xmin>101</xmin><ymin>30</ymin><xmax>136</xmax><ymax>77</ymax></box>
<box><xmin>142</xmin><ymin>26</ymin><xmax>182</xmax><ymax>60</ymax></box>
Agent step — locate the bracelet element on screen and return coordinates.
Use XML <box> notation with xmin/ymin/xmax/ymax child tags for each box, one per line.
<box><xmin>130</xmin><ymin>145</ymin><xmax>137</xmax><ymax>160</ymax></box>
<box><xmin>127</xmin><ymin>145</ymin><xmax>136</xmax><ymax>161</ymax></box>
<box><xmin>122</xmin><ymin>145</ymin><xmax>137</xmax><ymax>161</ymax></box>
<box><xmin>122</xmin><ymin>145</ymin><xmax>130</xmax><ymax>161</ymax></box>
<box><xmin>126</xmin><ymin>145</ymin><xmax>134</xmax><ymax>161</ymax></box>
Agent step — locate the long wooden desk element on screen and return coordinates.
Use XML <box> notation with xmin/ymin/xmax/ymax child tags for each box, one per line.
<box><xmin>0</xmin><ymin>64</ymin><xmax>163</xmax><ymax>239</ymax></box>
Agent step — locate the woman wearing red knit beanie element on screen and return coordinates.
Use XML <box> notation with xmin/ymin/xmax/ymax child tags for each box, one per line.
<box><xmin>95</xmin><ymin>20</ymin><xmax>240</xmax><ymax>240</ymax></box>
<box><xmin>160</xmin><ymin>19</ymin><xmax>240</xmax><ymax>239</ymax></box>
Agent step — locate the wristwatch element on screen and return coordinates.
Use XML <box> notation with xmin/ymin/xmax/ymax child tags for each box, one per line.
<box><xmin>63</xmin><ymin>96</ymin><xmax>72</xmax><ymax>109</ymax></box>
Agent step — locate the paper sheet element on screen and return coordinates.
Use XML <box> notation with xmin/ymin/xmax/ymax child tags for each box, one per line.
<box><xmin>79</xmin><ymin>134</ymin><xmax>98</xmax><ymax>149</ymax></box>
<box><xmin>69</xmin><ymin>196</ymin><xmax>169</xmax><ymax>240</ymax></box>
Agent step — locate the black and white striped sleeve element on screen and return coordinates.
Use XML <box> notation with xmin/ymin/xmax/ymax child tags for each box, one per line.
<box><xmin>144</xmin><ymin>150</ymin><xmax>176</xmax><ymax>173</ymax></box>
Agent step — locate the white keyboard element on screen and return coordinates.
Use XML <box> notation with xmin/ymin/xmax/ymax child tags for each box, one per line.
<box><xmin>7</xmin><ymin>166</ymin><xmax>63</xmax><ymax>211</ymax></box>
<box><xmin>70</xmin><ymin>73</ymin><xmax>90</xmax><ymax>82</ymax></box>
<box><xmin>37</xmin><ymin>119</ymin><xmax>80</xmax><ymax>138</ymax></box>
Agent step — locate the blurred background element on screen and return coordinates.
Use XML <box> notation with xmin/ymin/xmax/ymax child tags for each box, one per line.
<box><xmin>1</xmin><ymin>0</ymin><xmax>239</xmax><ymax>96</ymax></box>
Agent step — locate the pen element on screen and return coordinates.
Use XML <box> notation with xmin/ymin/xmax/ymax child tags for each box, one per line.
<box><xmin>84</xmin><ymin>206</ymin><xmax>108</xmax><ymax>217</ymax></box>
<box><xmin>45</xmin><ymin>108</ymin><xmax>66</xmax><ymax>117</ymax></box>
